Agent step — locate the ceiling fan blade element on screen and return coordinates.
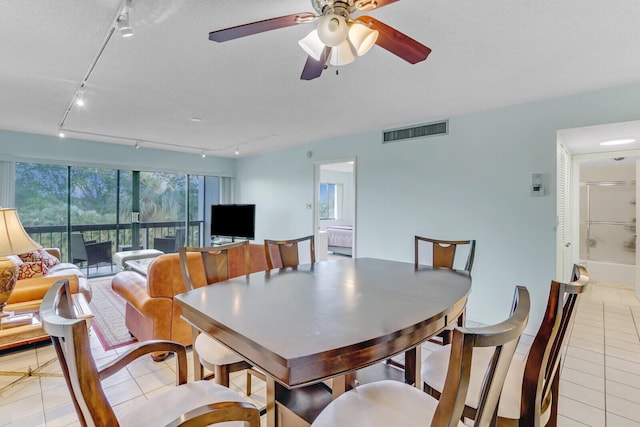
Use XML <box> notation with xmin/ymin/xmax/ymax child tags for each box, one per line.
<box><xmin>300</xmin><ymin>47</ymin><xmax>331</xmax><ymax>81</ymax></box>
<box><xmin>209</xmin><ymin>12</ymin><xmax>316</xmax><ymax>42</ymax></box>
<box><xmin>357</xmin><ymin>16</ymin><xmax>431</xmax><ymax>64</ymax></box>
<box><xmin>355</xmin><ymin>0</ymin><xmax>401</xmax><ymax>11</ymax></box>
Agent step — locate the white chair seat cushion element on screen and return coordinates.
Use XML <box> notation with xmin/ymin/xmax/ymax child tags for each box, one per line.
<box><xmin>194</xmin><ymin>333</ymin><xmax>244</xmax><ymax>368</ymax></box>
<box><xmin>422</xmin><ymin>345</ymin><xmax>526</xmax><ymax>420</ymax></box>
<box><xmin>311</xmin><ymin>380</ymin><xmax>464</xmax><ymax>427</ymax></box>
<box><xmin>119</xmin><ymin>380</ymin><xmax>247</xmax><ymax>427</ymax></box>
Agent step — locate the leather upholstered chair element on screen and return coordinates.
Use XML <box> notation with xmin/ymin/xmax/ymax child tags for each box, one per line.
<box><xmin>421</xmin><ymin>264</ymin><xmax>589</xmax><ymax>427</ymax></box>
<box><xmin>111</xmin><ymin>244</ymin><xmax>268</xmax><ymax>362</ymax></box>
<box><xmin>41</xmin><ymin>279</ymin><xmax>259</xmax><ymax>427</ymax></box>
<box><xmin>179</xmin><ymin>241</ymin><xmax>266</xmax><ymax>393</ymax></box>
<box><xmin>264</xmin><ymin>235</ymin><xmax>315</xmax><ymax>270</ymax></box>
<box><xmin>312</xmin><ymin>286</ymin><xmax>530</xmax><ymax>427</ymax></box>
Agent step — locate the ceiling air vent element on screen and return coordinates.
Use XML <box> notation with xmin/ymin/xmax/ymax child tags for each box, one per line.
<box><xmin>382</xmin><ymin>120</ymin><xmax>448</xmax><ymax>143</ymax></box>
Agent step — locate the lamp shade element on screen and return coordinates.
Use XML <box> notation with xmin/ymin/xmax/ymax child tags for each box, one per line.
<box><xmin>317</xmin><ymin>14</ymin><xmax>349</xmax><ymax>47</ymax></box>
<box><xmin>0</xmin><ymin>208</ymin><xmax>42</xmax><ymax>256</ymax></box>
<box><xmin>348</xmin><ymin>22</ymin><xmax>378</xmax><ymax>56</ymax></box>
<box><xmin>298</xmin><ymin>30</ymin><xmax>325</xmax><ymax>61</ymax></box>
<box><xmin>329</xmin><ymin>39</ymin><xmax>355</xmax><ymax>66</ymax></box>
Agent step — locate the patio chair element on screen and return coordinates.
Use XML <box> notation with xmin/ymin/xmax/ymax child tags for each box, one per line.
<box><xmin>70</xmin><ymin>231</ymin><xmax>113</xmax><ymax>275</ymax></box>
<box><xmin>154</xmin><ymin>227</ymin><xmax>186</xmax><ymax>253</ymax></box>
<box><xmin>41</xmin><ymin>279</ymin><xmax>260</xmax><ymax>427</ymax></box>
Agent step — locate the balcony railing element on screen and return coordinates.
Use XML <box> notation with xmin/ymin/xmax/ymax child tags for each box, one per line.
<box><xmin>24</xmin><ymin>221</ymin><xmax>204</xmax><ymax>275</ymax></box>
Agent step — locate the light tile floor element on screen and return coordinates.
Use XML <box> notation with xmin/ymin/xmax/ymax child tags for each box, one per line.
<box><xmin>0</xmin><ymin>279</ymin><xmax>639</xmax><ymax>426</ymax></box>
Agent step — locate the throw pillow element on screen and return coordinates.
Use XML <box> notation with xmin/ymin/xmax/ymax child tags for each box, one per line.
<box><xmin>17</xmin><ymin>261</ymin><xmax>50</xmax><ymax>280</ymax></box>
<box><xmin>19</xmin><ymin>249</ymin><xmax>60</xmax><ymax>268</ymax></box>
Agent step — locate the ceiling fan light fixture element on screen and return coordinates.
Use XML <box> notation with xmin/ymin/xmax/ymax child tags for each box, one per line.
<box><xmin>317</xmin><ymin>14</ymin><xmax>348</xmax><ymax>47</ymax></box>
<box><xmin>298</xmin><ymin>30</ymin><xmax>325</xmax><ymax>61</ymax></box>
<box><xmin>348</xmin><ymin>22</ymin><xmax>378</xmax><ymax>56</ymax></box>
<box><xmin>329</xmin><ymin>39</ymin><xmax>355</xmax><ymax>66</ymax></box>
<box><xmin>355</xmin><ymin>0</ymin><xmax>378</xmax><ymax>11</ymax></box>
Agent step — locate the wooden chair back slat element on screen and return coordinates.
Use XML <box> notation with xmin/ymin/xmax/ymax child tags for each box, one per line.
<box><xmin>433</xmin><ymin>285</ymin><xmax>530</xmax><ymax>426</ymax></box>
<box><xmin>264</xmin><ymin>235</ymin><xmax>315</xmax><ymax>270</ymax></box>
<box><xmin>42</xmin><ymin>279</ymin><xmax>259</xmax><ymax>427</ymax></box>
<box><xmin>42</xmin><ymin>279</ymin><xmax>117</xmax><ymax>427</ymax></box>
<box><xmin>520</xmin><ymin>264</ymin><xmax>589</xmax><ymax>426</ymax></box>
<box><xmin>414</xmin><ymin>236</ymin><xmax>476</xmax><ymax>273</ymax></box>
<box><xmin>180</xmin><ymin>241</ymin><xmax>251</xmax><ymax>291</ymax></box>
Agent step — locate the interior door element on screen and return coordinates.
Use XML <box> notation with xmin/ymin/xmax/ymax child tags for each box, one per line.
<box><xmin>557</xmin><ymin>143</ymin><xmax>572</xmax><ymax>281</ymax></box>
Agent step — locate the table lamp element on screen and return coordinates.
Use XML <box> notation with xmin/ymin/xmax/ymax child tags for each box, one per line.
<box><xmin>0</xmin><ymin>208</ymin><xmax>42</xmax><ymax>318</ymax></box>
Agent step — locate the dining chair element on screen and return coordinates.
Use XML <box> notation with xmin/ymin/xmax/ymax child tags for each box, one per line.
<box><xmin>179</xmin><ymin>241</ymin><xmax>266</xmax><ymax>393</ymax></box>
<box><xmin>264</xmin><ymin>234</ymin><xmax>316</xmax><ymax>270</ymax></box>
<box><xmin>41</xmin><ymin>279</ymin><xmax>260</xmax><ymax>427</ymax></box>
<box><xmin>422</xmin><ymin>264</ymin><xmax>589</xmax><ymax>427</ymax></box>
<box><xmin>312</xmin><ymin>285</ymin><xmax>530</xmax><ymax>427</ymax></box>
<box><xmin>386</xmin><ymin>236</ymin><xmax>476</xmax><ymax>371</ymax></box>
<box><xmin>417</xmin><ymin>236</ymin><xmax>476</xmax><ymax>343</ymax></box>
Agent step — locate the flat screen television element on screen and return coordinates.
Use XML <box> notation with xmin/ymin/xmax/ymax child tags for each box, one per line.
<box><xmin>210</xmin><ymin>204</ymin><xmax>255</xmax><ymax>240</ymax></box>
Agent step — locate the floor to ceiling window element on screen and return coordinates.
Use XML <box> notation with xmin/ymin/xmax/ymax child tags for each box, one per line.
<box><xmin>14</xmin><ymin>162</ymin><xmax>220</xmax><ymax>276</ymax></box>
<box><xmin>14</xmin><ymin>163</ymin><xmax>68</xmax><ymax>251</ymax></box>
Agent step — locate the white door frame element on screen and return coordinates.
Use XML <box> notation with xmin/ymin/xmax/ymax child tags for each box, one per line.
<box><xmin>557</xmin><ymin>142</ymin><xmax>640</xmax><ymax>282</ymax></box>
<box><xmin>313</xmin><ymin>158</ymin><xmax>357</xmax><ymax>259</ymax></box>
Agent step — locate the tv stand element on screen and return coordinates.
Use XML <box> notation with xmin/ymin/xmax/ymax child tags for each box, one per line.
<box><xmin>210</xmin><ymin>236</ymin><xmax>248</xmax><ymax>246</ymax></box>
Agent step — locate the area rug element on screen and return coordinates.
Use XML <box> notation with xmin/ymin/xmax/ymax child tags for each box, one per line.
<box><xmin>88</xmin><ymin>276</ymin><xmax>137</xmax><ymax>351</ymax></box>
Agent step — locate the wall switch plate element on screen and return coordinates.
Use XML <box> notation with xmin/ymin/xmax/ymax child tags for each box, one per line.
<box><xmin>530</xmin><ymin>173</ymin><xmax>544</xmax><ymax>196</ymax></box>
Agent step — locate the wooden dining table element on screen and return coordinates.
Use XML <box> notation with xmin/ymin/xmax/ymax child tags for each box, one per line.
<box><xmin>175</xmin><ymin>257</ymin><xmax>471</xmax><ymax>427</ymax></box>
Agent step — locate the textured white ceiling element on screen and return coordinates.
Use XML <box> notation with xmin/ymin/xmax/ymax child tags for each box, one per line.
<box><xmin>1</xmin><ymin>0</ymin><xmax>640</xmax><ymax>158</ymax></box>
<box><xmin>559</xmin><ymin>120</ymin><xmax>640</xmax><ymax>154</ymax></box>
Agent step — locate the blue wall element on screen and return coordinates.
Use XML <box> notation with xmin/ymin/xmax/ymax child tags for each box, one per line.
<box><xmin>235</xmin><ymin>82</ymin><xmax>640</xmax><ymax>331</ymax></box>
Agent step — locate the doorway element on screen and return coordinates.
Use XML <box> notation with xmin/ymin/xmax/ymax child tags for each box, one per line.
<box><xmin>557</xmin><ymin>120</ymin><xmax>640</xmax><ymax>293</ymax></box>
<box><xmin>314</xmin><ymin>159</ymin><xmax>356</xmax><ymax>261</ymax></box>
<box><xmin>577</xmin><ymin>157</ymin><xmax>637</xmax><ymax>284</ymax></box>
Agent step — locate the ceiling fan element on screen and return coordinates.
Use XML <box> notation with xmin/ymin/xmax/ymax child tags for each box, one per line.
<box><xmin>208</xmin><ymin>0</ymin><xmax>432</xmax><ymax>80</ymax></box>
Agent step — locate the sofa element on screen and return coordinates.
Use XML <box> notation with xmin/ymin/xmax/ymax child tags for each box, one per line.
<box><xmin>6</xmin><ymin>248</ymin><xmax>92</xmax><ymax>307</ymax></box>
<box><xmin>111</xmin><ymin>243</ymin><xmax>268</xmax><ymax>357</ymax></box>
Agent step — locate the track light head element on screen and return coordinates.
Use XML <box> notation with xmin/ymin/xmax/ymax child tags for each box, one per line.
<box><xmin>117</xmin><ymin>3</ymin><xmax>133</xmax><ymax>38</ymax></box>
